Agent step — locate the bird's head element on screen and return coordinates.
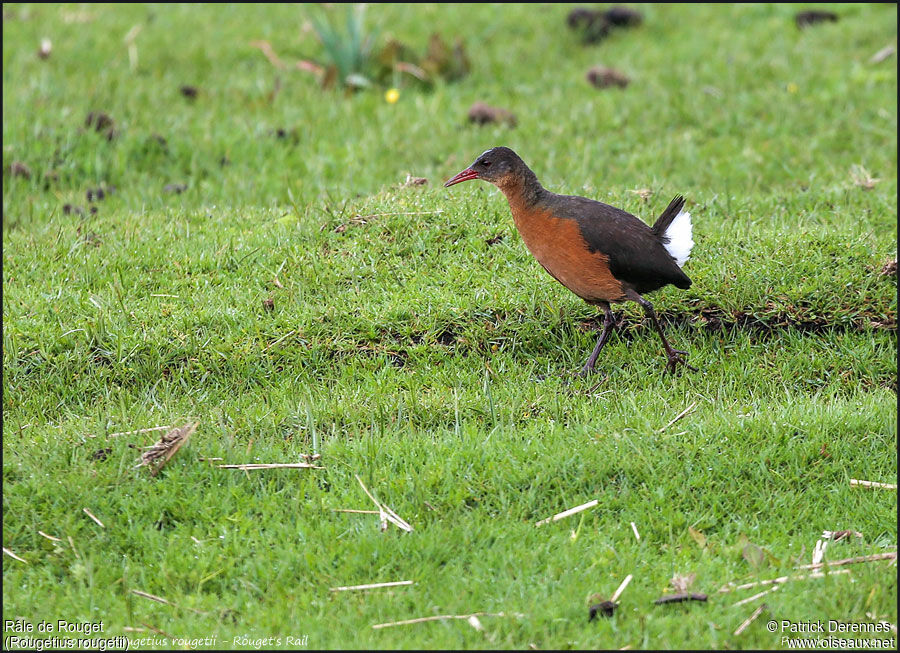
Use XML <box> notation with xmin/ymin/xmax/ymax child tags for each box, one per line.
<box><xmin>444</xmin><ymin>147</ymin><xmax>526</xmax><ymax>189</ymax></box>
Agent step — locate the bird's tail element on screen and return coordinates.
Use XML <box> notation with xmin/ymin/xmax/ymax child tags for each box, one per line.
<box><xmin>653</xmin><ymin>195</ymin><xmax>693</xmax><ymax>268</ymax></box>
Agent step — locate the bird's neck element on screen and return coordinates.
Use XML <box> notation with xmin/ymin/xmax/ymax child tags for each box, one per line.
<box><xmin>497</xmin><ymin>168</ymin><xmax>545</xmax><ymax>214</ymax></box>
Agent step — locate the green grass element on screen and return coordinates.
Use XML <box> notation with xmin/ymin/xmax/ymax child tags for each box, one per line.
<box><xmin>3</xmin><ymin>2</ymin><xmax>897</xmax><ymax>650</ymax></box>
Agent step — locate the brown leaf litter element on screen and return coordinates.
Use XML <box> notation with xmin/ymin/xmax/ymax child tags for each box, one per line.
<box><xmin>134</xmin><ymin>422</ymin><xmax>197</xmax><ymax>476</ymax></box>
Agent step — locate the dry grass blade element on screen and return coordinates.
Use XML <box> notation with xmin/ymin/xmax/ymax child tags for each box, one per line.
<box><xmin>811</xmin><ymin>538</ymin><xmax>827</xmax><ymax>565</ymax></box>
<box><xmin>630</xmin><ymin>521</ymin><xmax>641</xmax><ymax>541</ymax></box>
<box><xmin>218</xmin><ymin>463</ymin><xmax>324</xmax><ymax>470</ymax></box>
<box><xmin>134</xmin><ymin>422</ymin><xmax>197</xmax><ymax>476</ymax></box>
<box><xmin>331</xmin><ymin>580</ymin><xmax>414</xmax><ymax>592</ymax></box>
<box><xmin>3</xmin><ymin>547</ymin><xmax>28</xmax><ymax>563</ymax></box>
<box><xmin>38</xmin><ymin>530</ymin><xmax>61</xmax><ymax>542</ymax></box>
<box><xmin>823</xmin><ymin>530</ymin><xmax>863</xmax><ymax>541</ymax></box>
<box><xmin>720</xmin><ymin>568</ymin><xmax>851</xmax><ymax>594</ymax></box>
<box><xmin>733</xmin><ymin>586</ymin><xmax>779</xmax><ymax>607</ymax></box>
<box><xmin>264</xmin><ymin>328</ymin><xmax>297</xmax><ymax>351</ymax></box>
<box><xmin>669</xmin><ymin>573</ymin><xmax>696</xmax><ymax>593</ymax></box>
<box><xmin>249</xmin><ymin>40</ymin><xmax>285</xmax><ymax>69</ymax></box>
<box><xmin>108</xmin><ymin>424</ymin><xmax>172</xmax><ymax>438</ymax></box>
<box><xmin>354</xmin><ymin>474</ymin><xmax>413</xmax><ymax>532</ymax></box>
<box><xmin>610</xmin><ymin>574</ymin><xmax>633</xmax><ymax>603</ymax></box>
<box><xmin>82</xmin><ymin>507</ymin><xmax>105</xmax><ymax>528</ymax></box>
<box><xmin>372</xmin><ymin>611</ymin><xmax>521</xmax><ymax>629</ymax></box>
<box><xmin>140</xmin><ymin>622</ymin><xmax>177</xmax><ymax>639</ymax></box>
<box><xmin>535</xmin><ymin>499</ymin><xmax>599</xmax><ymax>526</ymax></box>
<box><xmin>628</xmin><ymin>188</ymin><xmax>652</xmax><ymax>201</ymax></box>
<box><xmin>658</xmin><ymin>400</ymin><xmax>697</xmax><ymax>433</ymax></box>
<box><xmin>331</xmin><ymin>508</ymin><xmax>381</xmax><ymax>514</ymax></box>
<box><xmin>850</xmin><ymin>478</ymin><xmax>897</xmax><ymax>490</ymax></box>
<box><xmin>131</xmin><ymin>589</ymin><xmax>206</xmax><ymax>615</ymax></box>
<box><xmin>869</xmin><ymin>45</ymin><xmax>895</xmax><ymax>64</ymax></box>
<box><xmin>795</xmin><ymin>551</ymin><xmax>896</xmax><ymax>571</ymax></box>
<box><xmin>849</xmin><ymin>164</ymin><xmax>880</xmax><ymax>190</ymax></box>
<box><xmin>734</xmin><ymin>603</ymin><xmax>767</xmax><ymax>635</ymax></box>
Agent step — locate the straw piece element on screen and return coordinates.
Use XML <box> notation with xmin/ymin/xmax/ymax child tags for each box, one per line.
<box><xmin>535</xmin><ymin>499</ymin><xmax>599</xmax><ymax>526</ymax></box>
<box><xmin>733</xmin><ymin>586</ymin><xmax>779</xmax><ymax>607</ymax></box>
<box><xmin>140</xmin><ymin>622</ymin><xmax>177</xmax><ymax>639</ymax></box>
<box><xmin>822</xmin><ymin>530</ymin><xmax>862</xmax><ymax>541</ymax></box>
<box><xmin>330</xmin><ymin>580</ymin><xmax>413</xmax><ymax>592</ymax></box>
<box><xmin>630</xmin><ymin>522</ymin><xmax>640</xmax><ymax>542</ymax></box>
<box><xmin>850</xmin><ymin>477</ymin><xmax>896</xmax><ymax>489</ymax></box>
<box><xmin>734</xmin><ymin>603</ymin><xmax>767</xmax><ymax>636</ymax></box>
<box><xmin>372</xmin><ymin>612</ymin><xmax>521</xmax><ymax>630</ymax></box>
<box><xmin>108</xmin><ymin>425</ymin><xmax>172</xmax><ymax>438</ymax></box>
<box><xmin>38</xmin><ymin>531</ymin><xmax>62</xmax><ymax>542</ymax></box>
<box><xmin>249</xmin><ymin>40</ymin><xmax>286</xmax><ymax>69</ymax></box>
<box><xmin>3</xmin><ymin>547</ymin><xmax>27</xmax><ymax>563</ymax></box>
<box><xmin>658</xmin><ymin>401</ymin><xmax>697</xmax><ymax>433</ymax></box>
<box><xmin>67</xmin><ymin>535</ymin><xmax>81</xmax><ymax>560</ymax></box>
<box><xmin>610</xmin><ymin>575</ymin><xmax>633</xmax><ymax>603</ymax></box>
<box><xmin>812</xmin><ymin>539</ymin><xmax>827</xmax><ymax>565</ymax></box>
<box><xmin>795</xmin><ymin>551</ymin><xmax>896</xmax><ymax>571</ymax></box>
<box><xmin>264</xmin><ymin>329</ymin><xmax>297</xmax><ymax>351</ymax></box>
<box><xmin>869</xmin><ymin>45</ymin><xmax>895</xmax><ymax>64</ymax></box>
<box><xmin>218</xmin><ymin>463</ymin><xmax>324</xmax><ymax>470</ymax></box>
<box><xmin>354</xmin><ymin>474</ymin><xmax>413</xmax><ymax>532</ymax></box>
<box><xmin>331</xmin><ymin>509</ymin><xmax>381</xmax><ymax>515</ymax></box>
<box><xmin>721</xmin><ymin>569</ymin><xmax>851</xmax><ymax>594</ymax></box>
<box><xmin>83</xmin><ymin>507</ymin><xmax>105</xmax><ymax>528</ymax></box>
<box><xmin>131</xmin><ymin>590</ymin><xmax>206</xmax><ymax>615</ymax></box>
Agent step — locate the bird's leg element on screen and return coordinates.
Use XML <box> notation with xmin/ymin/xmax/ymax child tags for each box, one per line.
<box><xmin>634</xmin><ymin>295</ymin><xmax>697</xmax><ymax>374</ymax></box>
<box><xmin>578</xmin><ymin>302</ymin><xmax>616</xmax><ymax>376</ymax></box>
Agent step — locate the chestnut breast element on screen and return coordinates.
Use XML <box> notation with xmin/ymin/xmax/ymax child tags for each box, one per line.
<box><xmin>508</xmin><ymin>200</ymin><xmax>626</xmax><ymax>304</ymax></box>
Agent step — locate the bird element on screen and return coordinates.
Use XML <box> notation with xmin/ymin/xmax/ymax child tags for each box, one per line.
<box><xmin>444</xmin><ymin>146</ymin><xmax>696</xmax><ymax>375</ymax></box>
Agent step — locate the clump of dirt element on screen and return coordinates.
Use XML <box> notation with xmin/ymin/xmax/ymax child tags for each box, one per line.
<box><xmin>567</xmin><ymin>5</ymin><xmax>643</xmax><ymax>44</ymax></box>
<box><xmin>273</xmin><ymin>127</ymin><xmax>299</xmax><ymax>144</ymax></box>
<box><xmin>150</xmin><ymin>134</ymin><xmax>169</xmax><ymax>150</ymax></box>
<box><xmin>7</xmin><ymin>161</ymin><xmax>32</xmax><ymax>178</ymax></box>
<box><xmin>586</xmin><ymin>66</ymin><xmax>630</xmax><ymax>89</ymax></box>
<box><xmin>86</xmin><ymin>186</ymin><xmax>113</xmax><ymax>203</ymax></box>
<box><xmin>90</xmin><ymin>447</ymin><xmax>112</xmax><ymax>462</ymax></box>
<box><xmin>880</xmin><ymin>258</ymin><xmax>897</xmax><ymax>277</ymax></box>
<box><xmin>179</xmin><ymin>84</ymin><xmax>199</xmax><ymax>99</ymax></box>
<box><xmin>604</xmin><ymin>5</ymin><xmax>643</xmax><ymax>27</ymax></box>
<box><xmin>85</xmin><ymin>111</ymin><xmax>117</xmax><ymax>140</ymax></box>
<box><xmin>402</xmin><ymin>174</ymin><xmax>428</xmax><ymax>187</ymax></box>
<box><xmin>468</xmin><ymin>102</ymin><xmax>517</xmax><ymax>127</ymax></box>
<box><xmin>795</xmin><ymin>10</ymin><xmax>838</xmax><ymax>29</ymax></box>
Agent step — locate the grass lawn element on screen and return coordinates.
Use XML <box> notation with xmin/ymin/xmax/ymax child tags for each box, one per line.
<box><xmin>3</xmin><ymin>2</ymin><xmax>897</xmax><ymax>650</ymax></box>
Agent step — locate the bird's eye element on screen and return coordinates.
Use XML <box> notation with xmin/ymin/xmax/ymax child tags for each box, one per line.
<box><xmin>481</xmin><ymin>160</ymin><xmax>492</xmax><ymax>167</ymax></box>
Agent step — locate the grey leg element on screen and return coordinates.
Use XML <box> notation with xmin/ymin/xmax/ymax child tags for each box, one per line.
<box><xmin>632</xmin><ymin>293</ymin><xmax>697</xmax><ymax>374</ymax></box>
<box><xmin>579</xmin><ymin>302</ymin><xmax>616</xmax><ymax>375</ymax></box>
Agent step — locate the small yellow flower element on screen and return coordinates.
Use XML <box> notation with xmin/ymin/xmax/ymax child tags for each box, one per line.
<box><xmin>385</xmin><ymin>88</ymin><xmax>400</xmax><ymax>104</ymax></box>
<box><xmin>787</xmin><ymin>82</ymin><xmax>798</xmax><ymax>94</ymax></box>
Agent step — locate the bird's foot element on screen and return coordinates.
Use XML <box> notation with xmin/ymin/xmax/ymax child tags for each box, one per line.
<box><xmin>575</xmin><ymin>364</ymin><xmax>599</xmax><ymax>378</ymax></box>
<box><xmin>665</xmin><ymin>349</ymin><xmax>698</xmax><ymax>374</ymax></box>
